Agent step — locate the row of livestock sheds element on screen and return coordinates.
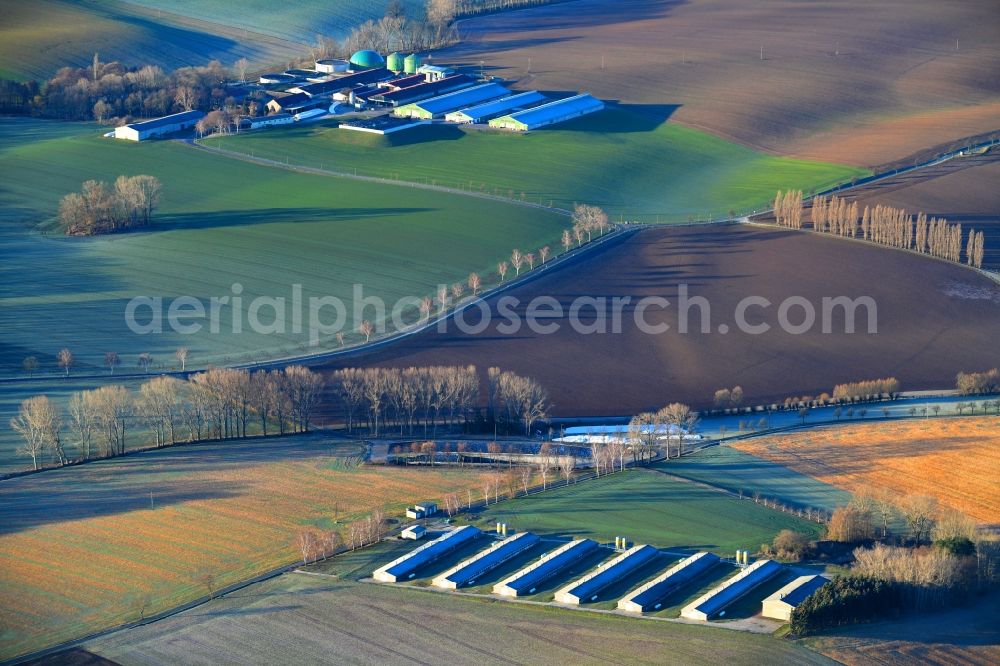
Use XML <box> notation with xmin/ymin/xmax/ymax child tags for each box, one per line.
<box><xmin>373</xmin><ymin>526</ymin><xmax>480</xmax><ymax>583</ymax></box>
<box><xmin>488</xmin><ymin>93</ymin><xmax>604</xmax><ymax>131</ymax></box>
<box><xmin>445</xmin><ymin>90</ymin><xmax>548</xmax><ymax>124</ymax></box>
<box><xmin>393</xmin><ymin>82</ymin><xmax>511</xmax><ymax>120</ymax></box>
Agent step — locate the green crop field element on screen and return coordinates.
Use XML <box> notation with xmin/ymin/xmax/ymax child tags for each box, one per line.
<box><xmin>0</xmin><ymin>118</ymin><xmax>566</xmax><ymax>373</ymax></box>
<box><xmin>209</xmin><ymin>107</ymin><xmax>867</xmax><ymax>222</ymax></box>
<box><xmin>0</xmin><ymin>118</ymin><xmax>566</xmax><ymax>470</ymax></box>
<box><xmin>0</xmin><ymin>0</ymin><xmax>303</xmax><ymax>81</ymax></box>
<box><xmin>466</xmin><ymin>468</ymin><xmax>825</xmax><ymax>553</ymax></box>
<box><xmin>659</xmin><ymin>446</ymin><xmax>853</xmax><ymax>513</ymax></box>
<box><xmin>79</xmin><ymin>573</ymin><xmax>834</xmax><ymax>665</ymax></box>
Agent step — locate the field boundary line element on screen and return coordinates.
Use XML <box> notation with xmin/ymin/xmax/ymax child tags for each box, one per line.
<box><xmin>188</xmin><ymin>139</ymin><xmax>574</xmax><ymax>216</ymax></box>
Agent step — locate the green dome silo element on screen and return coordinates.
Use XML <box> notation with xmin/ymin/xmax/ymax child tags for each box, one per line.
<box><xmin>349</xmin><ymin>50</ymin><xmax>385</xmax><ymax>70</ymax></box>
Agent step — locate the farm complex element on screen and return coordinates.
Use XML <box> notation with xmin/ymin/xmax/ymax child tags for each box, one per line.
<box><xmin>2</xmin><ymin>0</ymin><xmax>999</xmax><ymax>664</ymax></box>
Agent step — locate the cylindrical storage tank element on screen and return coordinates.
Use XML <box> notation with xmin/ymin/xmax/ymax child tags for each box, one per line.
<box><xmin>403</xmin><ymin>53</ymin><xmax>422</xmax><ymax>75</ymax></box>
<box><xmin>315</xmin><ymin>59</ymin><xmax>349</xmax><ymax>74</ymax></box>
<box><xmin>387</xmin><ymin>52</ymin><xmax>404</xmax><ymax>74</ymax></box>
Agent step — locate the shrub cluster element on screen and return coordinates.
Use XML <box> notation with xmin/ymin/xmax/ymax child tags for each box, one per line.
<box><xmin>790</xmin><ymin>576</ymin><xmax>900</xmax><ymax>635</ymax></box>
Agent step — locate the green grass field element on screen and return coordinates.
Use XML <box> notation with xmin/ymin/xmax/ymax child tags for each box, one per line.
<box><xmin>465</xmin><ymin>468</ymin><xmax>826</xmax><ymax>553</ymax></box>
<box><xmin>0</xmin><ymin>118</ymin><xmax>566</xmax><ymax>374</ymax></box>
<box><xmin>659</xmin><ymin>446</ymin><xmax>853</xmax><ymax>513</ymax></box>
<box><xmin>210</xmin><ymin>107</ymin><xmax>867</xmax><ymax>221</ymax></box>
<box><xmin>0</xmin><ymin>0</ymin><xmax>303</xmax><ymax>81</ymax></box>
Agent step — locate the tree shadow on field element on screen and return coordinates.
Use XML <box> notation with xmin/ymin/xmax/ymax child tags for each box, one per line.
<box><xmin>0</xmin><ymin>433</ymin><xmax>341</xmax><ymax>533</ymax></box>
<box><xmin>104</xmin><ymin>7</ymin><xmax>246</xmax><ymax>58</ymax></box>
<box><xmin>152</xmin><ymin>207</ymin><xmax>433</xmax><ymax>231</ymax></box>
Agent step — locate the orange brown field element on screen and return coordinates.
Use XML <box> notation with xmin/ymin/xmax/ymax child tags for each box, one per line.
<box><xmin>445</xmin><ymin>0</ymin><xmax>1000</xmax><ymax>167</ymax></box>
<box><xmin>734</xmin><ymin>417</ymin><xmax>1000</xmax><ymax>524</ymax></box>
<box><xmin>0</xmin><ymin>434</ymin><xmax>485</xmax><ymax>660</ymax></box>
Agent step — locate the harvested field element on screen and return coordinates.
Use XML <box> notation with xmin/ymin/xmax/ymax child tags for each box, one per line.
<box><xmin>315</xmin><ymin>224</ymin><xmax>1000</xmax><ymax>417</ymax></box>
<box><xmin>734</xmin><ymin>417</ymin><xmax>1000</xmax><ymax>524</ymax></box>
<box><xmin>77</xmin><ymin>574</ymin><xmax>834</xmax><ymax>665</ymax></box>
<box><xmin>0</xmin><ymin>434</ymin><xmax>485</xmax><ymax>660</ymax></box>
<box><xmin>444</xmin><ymin>0</ymin><xmax>1000</xmax><ymax>166</ymax></box>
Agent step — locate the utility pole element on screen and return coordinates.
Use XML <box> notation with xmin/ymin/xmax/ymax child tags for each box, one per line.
<box><xmin>760</xmin><ymin>44</ymin><xmax>764</xmax><ymax>61</ymax></box>
<box><xmin>527</xmin><ymin>57</ymin><xmax>532</xmax><ymax>73</ymax></box>
<box><xmin>149</xmin><ymin>491</ymin><xmax>154</xmax><ymax>510</ymax></box>
<box><xmin>601</xmin><ymin>54</ymin><xmax>605</xmax><ymax>70</ymax></box>
<box><xmin>835</xmin><ymin>41</ymin><xmax>839</xmax><ymax>56</ymax></box>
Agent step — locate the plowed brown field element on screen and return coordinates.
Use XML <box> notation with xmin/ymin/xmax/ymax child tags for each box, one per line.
<box><xmin>445</xmin><ymin>0</ymin><xmax>1000</xmax><ymax>166</ymax></box>
<box><xmin>316</xmin><ymin>224</ymin><xmax>1000</xmax><ymax>417</ymax></box>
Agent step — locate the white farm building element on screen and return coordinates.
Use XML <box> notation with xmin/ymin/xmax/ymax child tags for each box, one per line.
<box><xmin>761</xmin><ymin>575</ymin><xmax>829</xmax><ymax>621</ymax></box>
<box><xmin>113</xmin><ymin>110</ymin><xmax>204</xmax><ymax>141</ymax></box>
<box><xmin>247</xmin><ymin>113</ymin><xmax>293</xmax><ymax>129</ymax></box>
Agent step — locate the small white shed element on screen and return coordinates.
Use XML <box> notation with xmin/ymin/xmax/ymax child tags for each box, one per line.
<box><xmin>401</xmin><ymin>525</ymin><xmax>426</xmax><ymax>540</ymax></box>
<box><xmin>761</xmin><ymin>574</ymin><xmax>829</xmax><ymax>621</ymax></box>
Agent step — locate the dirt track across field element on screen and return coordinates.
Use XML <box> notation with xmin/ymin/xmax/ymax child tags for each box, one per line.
<box><xmin>444</xmin><ymin>0</ymin><xmax>1000</xmax><ymax>167</ymax></box>
<box><xmin>316</xmin><ymin>224</ymin><xmax>1000</xmax><ymax>418</ymax></box>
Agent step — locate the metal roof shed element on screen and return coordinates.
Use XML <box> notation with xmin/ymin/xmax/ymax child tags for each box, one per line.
<box><xmin>761</xmin><ymin>575</ymin><xmax>829</xmax><ymax>621</ymax></box>
<box><xmin>393</xmin><ymin>82</ymin><xmax>510</xmax><ymax>119</ymax></box>
<box><xmin>445</xmin><ymin>90</ymin><xmax>547</xmax><ymax>124</ymax></box>
<box><xmin>488</xmin><ymin>93</ymin><xmax>604</xmax><ymax>131</ymax></box>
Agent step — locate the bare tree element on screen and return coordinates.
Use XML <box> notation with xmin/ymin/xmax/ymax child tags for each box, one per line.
<box><xmin>656</xmin><ymin>403</ymin><xmax>697</xmax><ymax>459</ymax></box>
<box><xmin>498</xmin><ymin>261</ymin><xmax>509</xmax><ymax>283</ymax></box>
<box><xmin>104</xmin><ymin>352</ymin><xmax>120</xmax><ymax>375</ymax></box>
<box><xmin>92</xmin><ymin>385</ymin><xmax>133</xmax><ymax>456</ymax></box>
<box><xmin>22</xmin><ymin>356</ymin><xmax>38</xmax><ymax>377</ymax></box>
<box><xmin>174</xmin><ymin>86</ymin><xmax>196</xmax><ymax>111</ymax></box>
<box><xmin>11</xmin><ymin>396</ymin><xmax>63</xmax><ymax>469</ymax></box>
<box><xmin>175</xmin><ymin>347</ymin><xmax>189</xmax><ymax>371</ymax></box>
<box><xmin>137</xmin><ymin>352</ymin><xmax>153</xmax><ymax>374</ymax></box>
<box><xmin>524</xmin><ymin>252</ymin><xmax>535</xmax><ymax>271</ymax></box>
<box><xmin>898</xmin><ymin>493</ymin><xmax>939</xmax><ymax>545</ymax></box>
<box><xmin>139</xmin><ymin>376</ymin><xmax>183</xmax><ymax>446</ymax></box>
<box><xmin>561</xmin><ymin>229</ymin><xmax>572</xmax><ymax>253</ymax></box>
<box><xmin>359</xmin><ymin>319</ymin><xmax>374</xmax><ymax>343</ymax></box>
<box><xmin>234</xmin><ymin>57</ymin><xmax>249</xmax><ymax>83</ymax></box>
<box><xmin>539</xmin><ymin>246</ymin><xmax>550</xmax><ymax>264</ymax></box>
<box><xmin>537</xmin><ymin>447</ymin><xmax>553</xmax><ymax>490</ymax></box>
<box><xmin>57</xmin><ymin>348</ymin><xmax>74</xmax><ymax>376</ymax></box>
<box><xmin>519</xmin><ymin>464</ymin><xmax>533</xmax><ymax>495</ymax></box>
<box><xmin>468</xmin><ymin>272</ymin><xmax>481</xmax><ymax>295</ymax></box>
<box><xmin>297</xmin><ymin>531</ymin><xmax>317</xmax><ymax>564</ymax></box>
<box><xmin>68</xmin><ymin>391</ymin><xmax>96</xmax><ymax>460</ymax></box>
<box><xmin>510</xmin><ymin>249</ymin><xmax>523</xmax><ymax>276</ymax></box>
<box><xmin>559</xmin><ymin>455</ymin><xmax>575</xmax><ymax>485</ymax></box>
